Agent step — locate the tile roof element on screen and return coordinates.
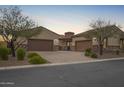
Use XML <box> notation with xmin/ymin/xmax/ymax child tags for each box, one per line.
<box><xmin>73</xmin><ymin>25</ymin><xmax>124</xmax><ymax>39</ymax></box>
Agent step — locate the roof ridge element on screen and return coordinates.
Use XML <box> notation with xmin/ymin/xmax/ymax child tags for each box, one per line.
<box><xmin>37</xmin><ymin>26</ymin><xmax>60</xmax><ymax>36</ymax></box>
<box><xmin>74</xmin><ymin>25</ymin><xmax>124</xmax><ymax>37</ymax></box>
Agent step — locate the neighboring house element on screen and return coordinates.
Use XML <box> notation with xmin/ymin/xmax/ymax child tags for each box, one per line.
<box><xmin>72</xmin><ymin>25</ymin><xmax>124</xmax><ymax>51</ymax></box>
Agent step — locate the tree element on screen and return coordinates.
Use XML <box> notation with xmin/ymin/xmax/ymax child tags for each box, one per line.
<box><xmin>0</xmin><ymin>6</ymin><xmax>40</xmax><ymax>57</ymax></box>
<box><xmin>89</xmin><ymin>19</ymin><xmax>116</xmax><ymax>55</ymax></box>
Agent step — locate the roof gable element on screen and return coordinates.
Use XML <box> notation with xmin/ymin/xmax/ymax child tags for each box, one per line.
<box><xmin>74</xmin><ymin>25</ymin><xmax>124</xmax><ymax>39</ymax></box>
<box><xmin>30</xmin><ymin>26</ymin><xmax>60</xmax><ymax>40</ymax></box>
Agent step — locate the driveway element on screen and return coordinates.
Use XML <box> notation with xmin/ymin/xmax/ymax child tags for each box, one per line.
<box><xmin>0</xmin><ymin>59</ymin><xmax>124</xmax><ymax>87</ymax></box>
<box><xmin>36</xmin><ymin>51</ymin><xmax>93</xmax><ymax>63</ymax></box>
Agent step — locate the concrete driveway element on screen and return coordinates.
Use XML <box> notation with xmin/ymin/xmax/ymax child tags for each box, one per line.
<box><xmin>36</xmin><ymin>51</ymin><xmax>93</xmax><ymax>63</ymax></box>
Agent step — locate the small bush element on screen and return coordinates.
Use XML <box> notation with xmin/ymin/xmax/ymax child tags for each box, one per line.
<box><xmin>16</xmin><ymin>48</ymin><xmax>26</xmax><ymax>60</ymax></box>
<box><xmin>84</xmin><ymin>48</ymin><xmax>97</xmax><ymax>58</ymax></box>
<box><xmin>90</xmin><ymin>52</ymin><xmax>98</xmax><ymax>58</ymax></box>
<box><xmin>84</xmin><ymin>48</ymin><xmax>92</xmax><ymax>56</ymax></box>
<box><xmin>0</xmin><ymin>47</ymin><xmax>9</xmax><ymax>60</ymax></box>
<box><xmin>84</xmin><ymin>51</ymin><xmax>91</xmax><ymax>56</ymax></box>
<box><xmin>27</xmin><ymin>53</ymin><xmax>40</xmax><ymax>59</ymax></box>
<box><xmin>8</xmin><ymin>48</ymin><xmax>12</xmax><ymax>55</ymax></box>
<box><xmin>85</xmin><ymin>48</ymin><xmax>92</xmax><ymax>53</ymax></box>
<box><xmin>29</xmin><ymin>56</ymin><xmax>47</xmax><ymax>64</ymax></box>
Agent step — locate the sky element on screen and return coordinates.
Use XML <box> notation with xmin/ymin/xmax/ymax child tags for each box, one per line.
<box><xmin>1</xmin><ymin>5</ymin><xmax>124</xmax><ymax>35</ymax></box>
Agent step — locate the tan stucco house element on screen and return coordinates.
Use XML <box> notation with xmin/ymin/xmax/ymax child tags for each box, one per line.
<box><xmin>21</xmin><ymin>27</ymin><xmax>76</xmax><ymax>51</ymax></box>
<box><xmin>17</xmin><ymin>25</ymin><xmax>124</xmax><ymax>51</ymax></box>
<box><xmin>72</xmin><ymin>25</ymin><xmax>124</xmax><ymax>51</ymax></box>
<box><xmin>28</xmin><ymin>29</ymin><xmax>76</xmax><ymax>51</ymax></box>
<box><xmin>27</xmin><ymin>26</ymin><xmax>60</xmax><ymax>51</ymax></box>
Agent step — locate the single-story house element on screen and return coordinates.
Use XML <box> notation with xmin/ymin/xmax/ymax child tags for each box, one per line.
<box><xmin>17</xmin><ymin>25</ymin><xmax>124</xmax><ymax>51</ymax></box>
<box><xmin>71</xmin><ymin>25</ymin><xmax>124</xmax><ymax>51</ymax></box>
<box><xmin>21</xmin><ymin>27</ymin><xmax>76</xmax><ymax>51</ymax></box>
<box><xmin>17</xmin><ymin>26</ymin><xmax>76</xmax><ymax>51</ymax></box>
<box><xmin>27</xmin><ymin>26</ymin><xmax>61</xmax><ymax>51</ymax></box>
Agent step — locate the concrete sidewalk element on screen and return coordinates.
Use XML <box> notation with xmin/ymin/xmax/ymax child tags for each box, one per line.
<box><xmin>0</xmin><ymin>57</ymin><xmax>124</xmax><ymax>71</ymax></box>
<box><xmin>1</xmin><ymin>58</ymin><xmax>124</xmax><ymax>86</ymax></box>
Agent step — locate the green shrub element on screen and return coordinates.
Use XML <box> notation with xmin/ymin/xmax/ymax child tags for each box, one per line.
<box><xmin>84</xmin><ymin>51</ymin><xmax>91</xmax><ymax>56</ymax></box>
<box><xmin>85</xmin><ymin>48</ymin><xmax>92</xmax><ymax>53</ymax></box>
<box><xmin>8</xmin><ymin>48</ymin><xmax>12</xmax><ymax>55</ymax></box>
<box><xmin>27</xmin><ymin>53</ymin><xmax>40</xmax><ymax>59</ymax></box>
<box><xmin>16</xmin><ymin>48</ymin><xmax>26</xmax><ymax>60</ymax></box>
<box><xmin>84</xmin><ymin>48</ymin><xmax>97</xmax><ymax>58</ymax></box>
<box><xmin>29</xmin><ymin>56</ymin><xmax>47</xmax><ymax>64</ymax></box>
<box><xmin>0</xmin><ymin>47</ymin><xmax>9</xmax><ymax>60</ymax></box>
<box><xmin>90</xmin><ymin>52</ymin><xmax>98</xmax><ymax>58</ymax></box>
<box><xmin>84</xmin><ymin>48</ymin><xmax>92</xmax><ymax>56</ymax></box>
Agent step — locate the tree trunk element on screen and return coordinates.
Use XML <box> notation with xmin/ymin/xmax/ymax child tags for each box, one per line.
<box><xmin>10</xmin><ymin>40</ymin><xmax>16</xmax><ymax>57</ymax></box>
<box><xmin>99</xmin><ymin>44</ymin><xmax>103</xmax><ymax>55</ymax></box>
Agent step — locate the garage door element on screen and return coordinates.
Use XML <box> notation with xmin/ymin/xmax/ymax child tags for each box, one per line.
<box><xmin>75</xmin><ymin>40</ymin><xmax>92</xmax><ymax>51</ymax></box>
<box><xmin>28</xmin><ymin>39</ymin><xmax>53</xmax><ymax>51</ymax></box>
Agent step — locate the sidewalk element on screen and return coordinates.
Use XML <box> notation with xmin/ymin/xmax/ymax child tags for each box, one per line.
<box><xmin>0</xmin><ymin>57</ymin><xmax>124</xmax><ymax>71</ymax></box>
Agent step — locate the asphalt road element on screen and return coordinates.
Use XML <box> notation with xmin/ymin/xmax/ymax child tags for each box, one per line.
<box><xmin>0</xmin><ymin>59</ymin><xmax>124</xmax><ymax>87</ymax></box>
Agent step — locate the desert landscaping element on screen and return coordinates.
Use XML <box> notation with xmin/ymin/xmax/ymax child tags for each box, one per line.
<box><xmin>0</xmin><ymin>6</ymin><xmax>124</xmax><ymax>68</ymax></box>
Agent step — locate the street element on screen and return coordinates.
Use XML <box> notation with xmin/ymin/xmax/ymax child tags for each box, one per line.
<box><xmin>0</xmin><ymin>59</ymin><xmax>124</xmax><ymax>87</ymax></box>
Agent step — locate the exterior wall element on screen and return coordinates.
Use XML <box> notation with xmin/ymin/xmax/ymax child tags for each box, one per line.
<box><xmin>58</xmin><ymin>39</ymin><xmax>67</xmax><ymax>50</ymax></box>
<box><xmin>18</xmin><ymin>28</ymin><xmax>60</xmax><ymax>50</ymax></box>
<box><xmin>16</xmin><ymin>37</ymin><xmax>27</xmax><ymax>45</ymax></box>
<box><xmin>53</xmin><ymin>45</ymin><xmax>59</xmax><ymax>51</ymax></box>
<box><xmin>92</xmin><ymin>37</ymin><xmax>120</xmax><ymax>46</ymax></box>
<box><xmin>53</xmin><ymin>39</ymin><xmax>59</xmax><ymax>51</ymax></box>
<box><xmin>92</xmin><ymin>45</ymin><xmax>99</xmax><ymax>51</ymax></box>
<box><xmin>70</xmin><ymin>46</ymin><xmax>75</xmax><ymax>51</ymax></box>
<box><xmin>120</xmin><ymin>40</ymin><xmax>124</xmax><ymax>49</ymax></box>
<box><xmin>92</xmin><ymin>37</ymin><xmax>98</xmax><ymax>45</ymax></box>
<box><xmin>53</xmin><ymin>39</ymin><xmax>59</xmax><ymax>46</ymax></box>
<box><xmin>107</xmin><ymin>46</ymin><xmax>120</xmax><ymax>49</ymax></box>
<box><xmin>92</xmin><ymin>37</ymin><xmax>108</xmax><ymax>48</ymax></box>
<box><xmin>72</xmin><ymin>36</ymin><xmax>121</xmax><ymax>51</ymax></box>
<box><xmin>107</xmin><ymin>37</ymin><xmax>120</xmax><ymax>46</ymax></box>
<box><xmin>16</xmin><ymin>37</ymin><xmax>28</xmax><ymax>49</ymax></box>
<box><xmin>59</xmin><ymin>39</ymin><xmax>66</xmax><ymax>46</ymax></box>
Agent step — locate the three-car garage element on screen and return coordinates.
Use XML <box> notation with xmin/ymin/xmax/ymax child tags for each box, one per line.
<box><xmin>28</xmin><ymin>39</ymin><xmax>92</xmax><ymax>51</ymax></box>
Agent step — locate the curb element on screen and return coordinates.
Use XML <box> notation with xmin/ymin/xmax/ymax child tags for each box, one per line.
<box><xmin>0</xmin><ymin>57</ymin><xmax>124</xmax><ymax>70</ymax></box>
